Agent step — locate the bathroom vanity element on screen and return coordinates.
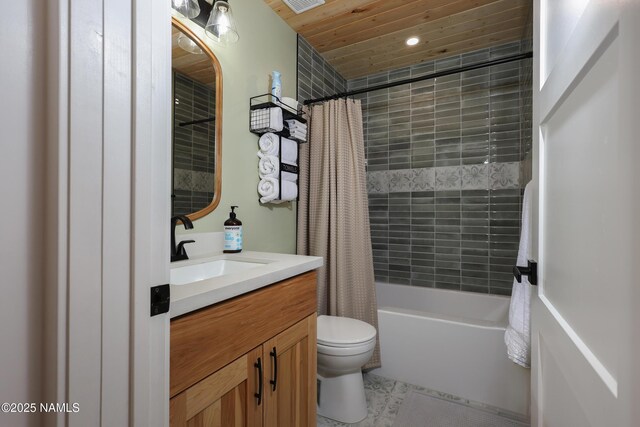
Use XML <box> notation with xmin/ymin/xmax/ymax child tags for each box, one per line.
<box><xmin>169</xmin><ymin>252</ymin><xmax>322</xmax><ymax>427</ymax></box>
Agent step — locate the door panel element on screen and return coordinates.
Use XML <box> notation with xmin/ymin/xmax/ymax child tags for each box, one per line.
<box><xmin>183</xmin><ymin>385</ymin><xmax>245</xmax><ymax>427</ymax></box>
<box><xmin>534</xmin><ymin>299</ymin><xmax>617</xmax><ymax>426</ymax></box>
<box><xmin>186</xmin><ymin>401</ymin><xmax>220</xmax><ymax>427</ymax></box>
<box><xmin>537</xmin><ymin>335</ymin><xmax>590</xmax><ymax>427</ymax></box>
<box><xmin>533</xmin><ymin>0</ymin><xmax>638</xmax><ymax>426</ymax></box>
<box><xmin>221</xmin><ymin>384</ymin><xmax>247</xmax><ymax>426</ymax></box>
<box><xmin>171</xmin><ymin>347</ymin><xmax>263</xmax><ymax>427</ymax></box>
<box><xmin>542</xmin><ymin>36</ymin><xmax>621</xmax><ymax>376</ymax></box>
<box><xmin>263</xmin><ymin>315</ymin><xmax>316</xmax><ymax>427</ymax></box>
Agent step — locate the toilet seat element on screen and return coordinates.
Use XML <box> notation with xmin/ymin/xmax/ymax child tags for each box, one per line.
<box><xmin>317</xmin><ymin>338</ymin><xmax>376</xmax><ymax>357</ymax></box>
<box><xmin>317</xmin><ymin>315</ymin><xmax>377</xmax><ymax>348</ymax></box>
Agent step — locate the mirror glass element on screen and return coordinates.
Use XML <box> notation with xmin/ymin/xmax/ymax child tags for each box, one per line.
<box><xmin>171</xmin><ymin>18</ymin><xmax>222</xmax><ymax>220</ymax></box>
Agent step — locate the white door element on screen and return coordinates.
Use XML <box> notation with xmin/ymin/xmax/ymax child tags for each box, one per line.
<box><xmin>42</xmin><ymin>0</ymin><xmax>171</xmax><ymax>425</ymax></box>
<box><xmin>531</xmin><ymin>1</ymin><xmax>640</xmax><ymax>426</ymax></box>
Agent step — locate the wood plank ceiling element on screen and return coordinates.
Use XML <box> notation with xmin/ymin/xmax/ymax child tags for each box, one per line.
<box><xmin>172</xmin><ymin>26</ymin><xmax>217</xmax><ymax>87</ymax></box>
<box><xmin>265</xmin><ymin>0</ymin><xmax>532</xmax><ymax>79</ymax></box>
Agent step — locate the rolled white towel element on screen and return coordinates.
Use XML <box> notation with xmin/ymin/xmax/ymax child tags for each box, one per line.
<box><xmin>258</xmin><ymin>134</ymin><xmax>298</xmax><ymax>164</ymax></box>
<box><xmin>258</xmin><ymin>177</ymin><xmax>298</xmax><ymax>203</ymax></box>
<box><xmin>258</xmin><ymin>154</ymin><xmax>278</xmax><ymax>178</ymax></box>
<box><xmin>258</xmin><ymin>133</ymin><xmax>279</xmax><ymax>156</ymax></box>
<box><xmin>257</xmin><ymin>153</ymin><xmax>297</xmax><ymax>182</ymax></box>
<box><xmin>258</xmin><ymin>177</ymin><xmax>279</xmax><ymax>203</ymax></box>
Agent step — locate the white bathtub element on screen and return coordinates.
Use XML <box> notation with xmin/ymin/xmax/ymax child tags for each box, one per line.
<box><xmin>370</xmin><ymin>282</ymin><xmax>531</xmax><ymax>416</ymax></box>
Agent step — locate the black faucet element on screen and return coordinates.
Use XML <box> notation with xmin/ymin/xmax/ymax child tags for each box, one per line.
<box><xmin>171</xmin><ymin>215</ymin><xmax>195</xmax><ymax>262</ymax></box>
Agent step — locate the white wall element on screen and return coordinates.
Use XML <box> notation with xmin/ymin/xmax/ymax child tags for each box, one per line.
<box><xmin>0</xmin><ymin>1</ymin><xmax>45</xmax><ymax>426</ymax></box>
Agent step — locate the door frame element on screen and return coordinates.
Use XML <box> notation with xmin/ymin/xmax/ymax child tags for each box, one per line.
<box><xmin>131</xmin><ymin>0</ymin><xmax>172</xmax><ymax>425</ymax></box>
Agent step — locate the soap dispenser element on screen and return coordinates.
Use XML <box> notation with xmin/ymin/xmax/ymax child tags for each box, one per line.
<box><xmin>224</xmin><ymin>206</ymin><xmax>243</xmax><ymax>253</ymax></box>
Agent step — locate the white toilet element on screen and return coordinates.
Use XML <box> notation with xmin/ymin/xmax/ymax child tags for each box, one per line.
<box><xmin>316</xmin><ymin>315</ymin><xmax>377</xmax><ymax>424</ymax></box>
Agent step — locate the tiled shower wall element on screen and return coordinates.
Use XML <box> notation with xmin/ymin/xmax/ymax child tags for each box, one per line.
<box><xmin>172</xmin><ymin>71</ymin><xmax>216</xmax><ymax>217</ymax></box>
<box><xmin>295</xmin><ymin>36</ymin><xmax>532</xmax><ymax>295</ymax></box>
<box><xmin>349</xmin><ymin>42</ymin><xmax>533</xmax><ymax>295</ymax></box>
<box><xmin>297</xmin><ymin>35</ymin><xmax>347</xmax><ymax>104</ymax></box>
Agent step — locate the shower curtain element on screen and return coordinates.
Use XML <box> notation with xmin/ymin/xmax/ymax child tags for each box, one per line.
<box><xmin>297</xmin><ymin>98</ymin><xmax>380</xmax><ymax>369</ymax></box>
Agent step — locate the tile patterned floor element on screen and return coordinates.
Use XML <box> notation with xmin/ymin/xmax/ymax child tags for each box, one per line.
<box><xmin>317</xmin><ymin>373</ymin><xmax>530</xmax><ymax>427</ymax></box>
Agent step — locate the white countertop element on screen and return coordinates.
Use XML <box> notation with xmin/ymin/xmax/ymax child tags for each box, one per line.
<box><xmin>170</xmin><ymin>251</ymin><xmax>323</xmax><ymax>318</ymax></box>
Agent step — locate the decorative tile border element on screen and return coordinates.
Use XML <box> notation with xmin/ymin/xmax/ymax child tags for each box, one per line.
<box><xmin>367</xmin><ymin>162</ymin><xmax>521</xmax><ymax>194</ymax></box>
<box><xmin>489</xmin><ymin>162</ymin><xmax>520</xmax><ymax>190</ymax></box>
<box><xmin>435</xmin><ymin>166</ymin><xmax>462</xmax><ymax>191</ymax></box>
<box><xmin>174</xmin><ymin>168</ymin><xmax>214</xmax><ymax>192</ymax></box>
<box><xmin>388</xmin><ymin>169</ymin><xmax>414</xmax><ymax>192</ymax></box>
<box><xmin>413</xmin><ymin>168</ymin><xmax>435</xmax><ymax>191</ymax></box>
<box><xmin>367</xmin><ymin>170</ymin><xmax>390</xmax><ymax>194</ymax></box>
<box><xmin>460</xmin><ymin>164</ymin><xmax>489</xmax><ymax>190</ymax></box>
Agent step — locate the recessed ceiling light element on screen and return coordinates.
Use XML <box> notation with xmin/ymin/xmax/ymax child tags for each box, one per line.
<box><xmin>406</xmin><ymin>37</ymin><xmax>419</xmax><ymax>46</ymax></box>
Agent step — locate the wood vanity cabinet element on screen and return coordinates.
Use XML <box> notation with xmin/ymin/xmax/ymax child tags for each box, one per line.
<box><xmin>169</xmin><ymin>271</ymin><xmax>318</xmax><ymax>427</ymax></box>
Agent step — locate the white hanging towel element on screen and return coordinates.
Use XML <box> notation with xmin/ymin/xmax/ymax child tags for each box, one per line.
<box><xmin>504</xmin><ymin>181</ymin><xmax>534</xmax><ymax>368</ymax></box>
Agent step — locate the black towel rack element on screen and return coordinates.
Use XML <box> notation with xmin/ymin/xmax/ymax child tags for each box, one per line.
<box><xmin>258</xmin><ymin>134</ymin><xmax>299</xmax><ymax>203</ymax></box>
<box><xmin>249</xmin><ymin>94</ymin><xmax>307</xmax><ymax>143</ymax></box>
<box><xmin>252</xmin><ymin>94</ymin><xmax>305</xmax><ymax>204</ymax></box>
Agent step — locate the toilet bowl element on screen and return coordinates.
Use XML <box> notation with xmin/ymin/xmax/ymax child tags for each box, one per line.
<box><xmin>316</xmin><ymin>315</ymin><xmax>377</xmax><ymax>424</ymax></box>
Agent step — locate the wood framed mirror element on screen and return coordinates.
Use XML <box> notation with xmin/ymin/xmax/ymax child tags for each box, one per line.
<box><xmin>171</xmin><ymin>17</ymin><xmax>222</xmax><ymax>221</ymax></box>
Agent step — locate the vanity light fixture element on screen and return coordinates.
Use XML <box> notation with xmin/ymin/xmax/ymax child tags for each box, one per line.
<box><xmin>406</xmin><ymin>37</ymin><xmax>420</xmax><ymax>46</ymax></box>
<box><xmin>171</xmin><ymin>0</ymin><xmax>201</xmax><ymax>19</ymax></box>
<box><xmin>177</xmin><ymin>33</ymin><xmax>205</xmax><ymax>54</ymax></box>
<box><xmin>205</xmin><ymin>0</ymin><xmax>239</xmax><ymax>46</ymax></box>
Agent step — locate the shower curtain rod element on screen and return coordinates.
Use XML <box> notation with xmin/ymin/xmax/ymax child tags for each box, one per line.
<box><xmin>303</xmin><ymin>52</ymin><xmax>533</xmax><ymax>106</ymax></box>
<box><xmin>179</xmin><ymin>116</ymin><xmax>215</xmax><ymax>127</ymax></box>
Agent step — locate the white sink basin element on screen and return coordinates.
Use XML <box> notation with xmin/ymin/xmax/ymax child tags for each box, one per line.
<box><xmin>169</xmin><ymin>251</ymin><xmax>324</xmax><ymax>318</ymax></box>
<box><xmin>171</xmin><ymin>258</ymin><xmax>268</xmax><ymax>285</ymax></box>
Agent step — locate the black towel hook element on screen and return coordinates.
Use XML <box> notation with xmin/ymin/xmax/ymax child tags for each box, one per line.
<box><xmin>513</xmin><ymin>260</ymin><xmax>538</xmax><ymax>285</ymax></box>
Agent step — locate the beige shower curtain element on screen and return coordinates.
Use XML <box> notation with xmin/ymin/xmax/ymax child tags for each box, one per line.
<box><xmin>297</xmin><ymin>98</ymin><xmax>380</xmax><ymax>369</ymax></box>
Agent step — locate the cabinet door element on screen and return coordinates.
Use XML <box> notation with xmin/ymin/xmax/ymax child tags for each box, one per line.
<box><xmin>170</xmin><ymin>347</ymin><xmax>263</xmax><ymax>427</ymax></box>
<box><xmin>263</xmin><ymin>315</ymin><xmax>317</xmax><ymax>427</ymax></box>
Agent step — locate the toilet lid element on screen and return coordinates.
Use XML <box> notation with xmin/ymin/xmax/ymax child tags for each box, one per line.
<box><xmin>317</xmin><ymin>315</ymin><xmax>377</xmax><ymax>347</ymax></box>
